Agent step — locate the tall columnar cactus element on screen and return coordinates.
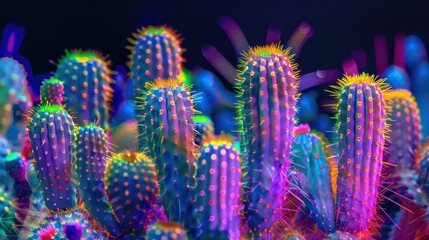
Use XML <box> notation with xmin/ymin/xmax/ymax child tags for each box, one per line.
<box><xmin>146</xmin><ymin>221</ymin><xmax>188</xmax><ymax>240</ymax></box>
<box><xmin>236</xmin><ymin>44</ymin><xmax>299</xmax><ymax>233</ymax></box>
<box><xmin>381</xmin><ymin>66</ymin><xmax>411</xmax><ymax>90</ymax></box>
<box><xmin>290</xmin><ymin>124</ymin><xmax>335</xmax><ymax>234</ymax></box>
<box><xmin>136</xmin><ymin>78</ymin><xmax>196</xmax><ymax>228</ymax></box>
<box><xmin>194</xmin><ymin>115</ymin><xmax>214</xmax><ymax>146</ymax></box>
<box><xmin>75</xmin><ymin>125</ymin><xmax>122</xmax><ymax>237</ymax></box>
<box><xmin>128</xmin><ymin>26</ymin><xmax>183</xmax><ymax>93</ymax></box>
<box><xmin>0</xmin><ymin>57</ymin><xmax>30</xmax><ymax>134</ymax></box>
<box><xmin>194</xmin><ymin>135</ymin><xmax>241</xmax><ymax>239</ymax></box>
<box><xmin>5</xmin><ymin>152</ymin><xmax>31</xmax><ymax>227</ymax></box>
<box><xmin>40</xmin><ymin>77</ymin><xmax>64</xmax><ymax>105</ymax></box>
<box><xmin>105</xmin><ymin>151</ymin><xmax>158</xmax><ymax>235</ymax></box>
<box><xmin>28</xmin><ymin>105</ymin><xmax>76</xmax><ymax>213</ymax></box>
<box><xmin>331</xmin><ymin>73</ymin><xmax>389</xmax><ymax>234</ymax></box>
<box><xmin>54</xmin><ymin>50</ymin><xmax>113</xmax><ymax>129</ymax></box>
<box><xmin>384</xmin><ymin>90</ymin><xmax>421</xmax><ymax>172</ymax></box>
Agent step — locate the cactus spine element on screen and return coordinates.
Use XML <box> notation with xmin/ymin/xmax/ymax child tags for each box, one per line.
<box><xmin>136</xmin><ymin>78</ymin><xmax>196</xmax><ymax>229</ymax></box>
<box><xmin>54</xmin><ymin>50</ymin><xmax>113</xmax><ymax>129</ymax></box>
<box><xmin>236</xmin><ymin>44</ymin><xmax>299</xmax><ymax>233</ymax></box>
<box><xmin>195</xmin><ymin>135</ymin><xmax>241</xmax><ymax>239</ymax></box>
<box><xmin>331</xmin><ymin>73</ymin><xmax>389</xmax><ymax>234</ymax></box>
<box><xmin>105</xmin><ymin>151</ymin><xmax>159</xmax><ymax>235</ymax></box>
<box><xmin>75</xmin><ymin>125</ymin><xmax>122</xmax><ymax>237</ymax></box>
<box><xmin>28</xmin><ymin>105</ymin><xmax>76</xmax><ymax>213</ymax></box>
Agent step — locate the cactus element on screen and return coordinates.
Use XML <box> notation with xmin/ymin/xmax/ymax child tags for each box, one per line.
<box><xmin>6</xmin><ymin>94</ymin><xmax>32</xmax><ymax>152</ymax></box>
<box><xmin>5</xmin><ymin>152</ymin><xmax>31</xmax><ymax>227</ymax></box>
<box><xmin>384</xmin><ymin>90</ymin><xmax>420</xmax><ymax>173</ymax></box>
<box><xmin>105</xmin><ymin>151</ymin><xmax>158</xmax><ymax>235</ymax></box>
<box><xmin>381</xmin><ymin>66</ymin><xmax>411</xmax><ymax>90</ymax></box>
<box><xmin>411</xmin><ymin>61</ymin><xmax>429</xmax><ymax>139</ymax></box>
<box><xmin>0</xmin><ymin>56</ymin><xmax>30</xmax><ymax>134</ymax></box>
<box><xmin>194</xmin><ymin>115</ymin><xmax>214</xmax><ymax>146</ymax></box>
<box><xmin>74</xmin><ymin>124</ymin><xmax>122</xmax><ymax>237</ymax></box>
<box><xmin>40</xmin><ymin>77</ymin><xmax>64</xmax><ymax>105</ymax></box>
<box><xmin>194</xmin><ymin>134</ymin><xmax>241</xmax><ymax>239</ymax></box>
<box><xmin>331</xmin><ymin>73</ymin><xmax>389</xmax><ymax>234</ymax></box>
<box><xmin>405</xmin><ymin>35</ymin><xmax>427</xmax><ymax>70</ymax></box>
<box><xmin>146</xmin><ymin>221</ymin><xmax>188</xmax><ymax>240</ymax></box>
<box><xmin>128</xmin><ymin>26</ymin><xmax>183</xmax><ymax>94</ymax></box>
<box><xmin>290</xmin><ymin>124</ymin><xmax>335</xmax><ymax>234</ymax></box>
<box><xmin>325</xmin><ymin>231</ymin><xmax>358</xmax><ymax>240</ymax></box>
<box><xmin>54</xmin><ymin>50</ymin><xmax>113</xmax><ymax>129</ymax></box>
<box><xmin>28</xmin><ymin>104</ymin><xmax>76</xmax><ymax>213</ymax></box>
<box><xmin>136</xmin><ymin>78</ymin><xmax>196</xmax><ymax>228</ymax></box>
<box><xmin>419</xmin><ymin>144</ymin><xmax>429</xmax><ymax>196</ymax></box>
<box><xmin>236</xmin><ymin>44</ymin><xmax>299</xmax><ymax>233</ymax></box>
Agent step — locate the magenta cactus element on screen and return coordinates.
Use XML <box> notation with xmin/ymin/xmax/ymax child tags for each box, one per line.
<box><xmin>331</xmin><ymin>73</ymin><xmax>389</xmax><ymax>235</ymax></box>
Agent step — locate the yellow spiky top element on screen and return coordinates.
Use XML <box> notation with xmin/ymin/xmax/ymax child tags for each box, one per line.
<box><xmin>330</xmin><ymin>73</ymin><xmax>390</xmax><ymax>94</ymax></box>
<box><xmin>384</xmin><ymin>89</ymin><xmax>412</xmax><ymax>100</ymax></box>
<box><xmin>201</xmin><ymin>133</ymin><xmax>235</xmax><ymax>147</ymax></box>
<box><xmin>130</xmin><ymin>25</ymin><xmax>182</xmax><ymax>45</ymax></box>
<box><xmin>59</xmin><ymin>49</ymin><xmax>110</xmax><ymax>65</ymax></box>
<box><xmin>145</xmin><ymin>78</ymin><xmax>183</xmax><ymax>90</ymax></box>
<box><xmin>237</xmin><ymin>43</ymin><xmax>299</xmax><ymax>81</ymax></box>
<box><xmin>110</xmin><ymin>150</ymin><xmax>152</xmax><ymax>164</ymax></box>
<box><xmin>246</xmin><ymin>43</ymin><xmax>288</xmax><ymax>59</ymax></box>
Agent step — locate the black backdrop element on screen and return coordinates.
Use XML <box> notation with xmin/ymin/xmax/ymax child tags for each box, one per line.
<box><xmin>1</xmin><ymin>0</ymin><xmax>429</xmax><ymax>87</ymax></box>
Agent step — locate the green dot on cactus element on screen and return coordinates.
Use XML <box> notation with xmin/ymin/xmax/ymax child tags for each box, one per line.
<box><xmin>145</xmin><ymin>27</ymin><xmax>166</xmax><ymax>35</ymax></box>
<box><xmin>194</xmin><ymin>115</ymin><xmax>211</xmax><ymax>124</ymax></box>
<box><xmin>38</xmin><ymin>105</ymin><xmax>62</xmax><ymax>113</ymax></box>
<box><xmin>5</xmin><ymin>152</ymin><xmax>20</xmax><ymax>161</ymax></box>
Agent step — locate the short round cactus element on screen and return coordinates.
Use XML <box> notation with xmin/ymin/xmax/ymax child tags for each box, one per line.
<box><xmin>105</xmin><ymin>151</ymin><xmax>159</xmax><ymax>235</ymax></box>
<box><xmin>40</xmin><ymin>77</ymin><xmax>64</xmax><ymax>105</ymax></box>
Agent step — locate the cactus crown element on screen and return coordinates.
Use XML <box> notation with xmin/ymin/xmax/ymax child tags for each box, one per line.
<box><xmin>145</xmin><ymin>78</ymin><xmax>183</xmax><ymax>90</ymax></box>
<box><xmin>114</xmin><ymin>151</ymin><xmax>151</xmax><ymax>164</ymax></box>
<box><xmin>384</xmin><ymin>89</ymin><xmax>412</xmax><ymax>100</ymax></box>
<box><xmin>155</xmin><ymin>221</ymin><xmax>186</xmax><ymax>232</ymax></box>
<box><xmin>59</xmin><ymin>50</ymin><xmax>107</xmax><ymax>64</ymax></box>
<box><xmin>133</xmin><ymin>25</ymin><xmax>182</xmax><ymax>44</ymax></box>
<box><xmin>247</xmin><ymin>44</ymin><xmax>288</xmax><ymax>59</ymax></box>
<box><xmin>194</xmin><ymin>115</ymin><xmax>212</xmax><ymax>124</ymax></box>
<box><xmin>42</xmin><ymin>77</ymin><xmax>63</xmax><ymax>85</ymax></box>
<box><xmin>200</xmin><ymin>133</ymin><xmax>234</xmax><ymax>147</ymax></box>
<box><xmin>36</xmin><ymin>104</ymin><xmax>63</xmax><ymax>114</ymax></box>
<box><xmin>293</xmin><ymin>123</ymin><xmax>311</xmax><ymax>137</ymax></box>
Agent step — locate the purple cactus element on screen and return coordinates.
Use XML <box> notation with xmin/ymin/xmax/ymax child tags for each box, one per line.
<box><xmin>194</xmin><ymin>134</ymin><xmax>241</xmax><ymax>239</ymax></box>
<box><xmin>28</xmin><ymin>104</ymin><xmax>76</xmax><ymax>213</ymax></box>
<box><xmin>332</xmin><ymin>73</ymin><xmax>389</xmax><ymax>234</ymax></box>
<box><xmin>40</xmin><ymin>77</ymin><xmax>64</xmax><ymax>106</ymax></box>
<box><xmin>236</xmin><ymin>44</ymin><xmax>299</xmax><ymax>233</ymax></box>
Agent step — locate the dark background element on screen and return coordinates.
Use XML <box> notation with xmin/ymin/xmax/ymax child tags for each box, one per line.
<box><xmin>1</xmin><ymin>0</ymin><xmax>429</xmax><ymax>86</ymax></box>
